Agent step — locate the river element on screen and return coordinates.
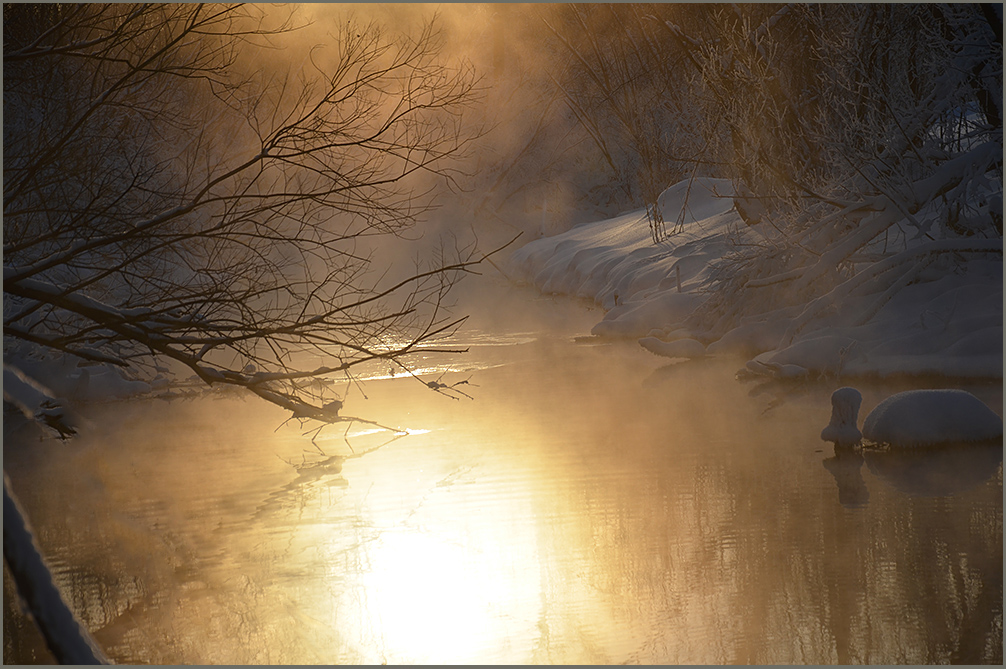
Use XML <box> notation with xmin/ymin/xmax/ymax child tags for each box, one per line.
<box><xmin>4</xmin><ymin>276</ymin><xmax>1003</xmax><ymax>664</ymax></box>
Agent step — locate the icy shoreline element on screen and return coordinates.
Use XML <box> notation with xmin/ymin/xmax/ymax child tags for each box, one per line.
<box><xmin>507</xmin><ymin>178</ymin><xmax>1003</xmax><ymax>381</ymax></box>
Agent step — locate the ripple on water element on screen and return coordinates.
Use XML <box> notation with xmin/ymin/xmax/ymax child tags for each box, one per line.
<box><xmin>3</xmin><ymin>344</ymin><xmax>1002</xmax><ymax>664</ymax></box>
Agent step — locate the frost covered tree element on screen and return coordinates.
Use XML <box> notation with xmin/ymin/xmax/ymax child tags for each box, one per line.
<box><xmin>507</xmin><ymin>3</ymin><xmax>1000</xmax><ymax>376</ymax></box>
<box><xmin>663</xmin><ymin>3</ymin><xmax>1003</xmax><ymax>351</ymax></box>
<box><xmin>538</xmin><ymin>3</ymin><xmax>706</xmax><ymax>238</ymax></box>
<box><xmin>3</xmin><ymin>4</ymin><xmax>486</xmax><ymax>429</ymax></box>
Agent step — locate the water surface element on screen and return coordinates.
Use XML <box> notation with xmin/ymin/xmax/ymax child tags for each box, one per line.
<box><xmin>4</xmin><ymin>280</ymin><xmax>1002</xmax><ymax>664</ymax></box>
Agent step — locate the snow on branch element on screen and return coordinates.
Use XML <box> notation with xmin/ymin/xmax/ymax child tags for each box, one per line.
<box><xmin>2</xmin><ymin>363</ymin><xmax>77</xmax><ymax>438</ymax></box>
<box><xmin>4</xmin><ymin>474</ymin><xmax>108</xmax><ymax>663</ymax></box>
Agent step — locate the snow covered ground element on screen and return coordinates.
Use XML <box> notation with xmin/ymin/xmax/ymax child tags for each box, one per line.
<box><xmin>508</xmin><ymin>177</ymin><xmax>1003</xmax><ymax>381</ymax></box>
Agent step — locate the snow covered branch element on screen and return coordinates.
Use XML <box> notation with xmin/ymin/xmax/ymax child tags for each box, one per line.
<box><xmin>4</xmin><ymin>474</ymin><xmax>108</xmax><ymax>664</ymax></box>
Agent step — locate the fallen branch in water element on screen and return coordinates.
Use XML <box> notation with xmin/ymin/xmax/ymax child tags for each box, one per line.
<box><xmin>3</xmin><ymin>473</ymin><xmax>109</xmax><ymax>664</ymax></box>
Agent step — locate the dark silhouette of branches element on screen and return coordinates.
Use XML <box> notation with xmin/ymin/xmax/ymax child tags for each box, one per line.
<box><xmin>3</xmin><ymin>3</ymin><xmax>489</xmax><ymax>422</ymax></box>
<box><xmin>3</xmin><ymin>5</ymin><xmax>493</xmax><ymax>661</ymax></box>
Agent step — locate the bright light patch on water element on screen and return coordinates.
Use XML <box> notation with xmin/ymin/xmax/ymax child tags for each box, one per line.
<box><xmin>2</xmin><ymin>281</ymin><xmax>1001</xmax><ymax>664</ymax></box>
<box><xmin>356</xmin><ymin>530</ymin><xmax>535</xmax><ymax>663</ymax></box>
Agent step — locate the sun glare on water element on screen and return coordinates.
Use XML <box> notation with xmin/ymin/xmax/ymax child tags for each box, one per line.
<box><xmin>357</xmin><ymin>530</ymin><xmax>529</xmax><ymax>662</ymax></box>
<box><xmin>281</xmin><ymin>437</ymin><xmax>548</xmax><ymax>664</ymax></box>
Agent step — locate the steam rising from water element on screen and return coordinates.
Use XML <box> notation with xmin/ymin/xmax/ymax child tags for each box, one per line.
<box><xmin>3</xmin><ymin>6</ymin><xmax>1002</xmax><ymax>664</ymax></box>
<box><xmin>5</xmin><ymin>273</ymin><xmax>1002</xmax><ymax>663</ymax></box>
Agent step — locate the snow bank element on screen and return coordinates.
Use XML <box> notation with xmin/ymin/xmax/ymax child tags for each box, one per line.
<box><xmin>747</xmin><ymin>263</ymin><xmax>1003</xmax><ymax>379</ymax></box>
<box><xmin>508</xmin><ymin>177</ymin><xmax>1003</xmax><ymax>380</ymax></box>
<box><xmin>510</xmin><ymin>177</ymin><xmax>739</xmax><ymax>331</ymax></box>
<box><xmin>5</xmin><ymin>355</ymin><xmax>154</xmax><ymax>404</ymax></box>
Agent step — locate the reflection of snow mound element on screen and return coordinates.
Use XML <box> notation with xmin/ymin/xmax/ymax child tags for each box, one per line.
<box><xmin>864</xmin><ymin>443</ymin><xmax>1003</xmax><ymax>497</ymax></box>
<box><xmin>823</xmin><ymin>452</ymin><xmax>870</xmax><ymax>508</ymax></box>
<box><xmin>823</xmin><ymin>441</ymin><xmax>1002</xmax><ymax>506</ymax></box>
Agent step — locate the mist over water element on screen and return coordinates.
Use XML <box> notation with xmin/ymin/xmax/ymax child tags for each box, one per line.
<box><xmin>4</xmin><ymin>276</ymin><xmax>1002</xmax><ymax>664</ymax></box>
<box><xmin>3</xmin><ymin>4</ymin><xmax>1002</xmax><ymax>665</ymax></box>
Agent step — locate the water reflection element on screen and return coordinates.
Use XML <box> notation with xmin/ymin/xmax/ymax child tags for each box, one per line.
<box><xmin>864</xmin><ymin>443</ymin><xmax>1004</xmax><ymax>497</ymax></box>
<box><xmin>823</xmin><ymin>450</ymin><xmax>870</xmax><ymax>508</ymax></box>
<box><xmin>822</xmin><ymin>442</ymin><xmax>1003</xmax><ymax>508</ymax></box>
<box><xmin>3</xmin><ymin>313</ymin><xmax>1003</xmax><ymax>664</ymax></box>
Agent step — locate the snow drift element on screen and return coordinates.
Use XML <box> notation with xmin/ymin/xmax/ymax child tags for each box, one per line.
<box><xmin>508</xmin><ymin>177</ymin><xmax>1003</xmax><ymax>381</ymax></box>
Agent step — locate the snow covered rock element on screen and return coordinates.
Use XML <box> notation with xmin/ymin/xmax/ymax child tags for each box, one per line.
<box><xmin>862</xmin><ymin>389</ymin><xmax>1003</xmax><ymax>447</ymax></box>
<box><xmin>820</xmin><ymin>387</ymin><xmax>864</xmax><ymax>447</ymax></box>
<box><xmin>822</xmin><ymin>386</ymin><xmax>1003</xmax><ymax>448</ymax></box>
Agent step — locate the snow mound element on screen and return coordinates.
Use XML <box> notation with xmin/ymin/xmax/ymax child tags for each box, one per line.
<box><xmin>821</xmin><ymin>387</ymin><xmax>863</xmax><ymax>446</ymax></box>
<box><xmin>509</xmin><ymin>177</ymin><xmax>737</xmax><ymax>331</ymax></box>
<box><xmin>508</xmin><ymin>176</ymin><xmax>1003</xmax><ymax>381</ymax></box>
<box><xmin>862</xmin><ymin>389</ymin><xmax>1003</xmax><ymax>447</ymax></box>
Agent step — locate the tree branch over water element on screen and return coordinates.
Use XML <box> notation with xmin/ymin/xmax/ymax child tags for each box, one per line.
<box><xmin>3</xmin><ymin>3</ymin><xmax>489</xmax><ymax>423</ymax></box>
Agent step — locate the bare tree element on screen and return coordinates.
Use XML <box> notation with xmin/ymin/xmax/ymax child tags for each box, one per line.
<box><xmin>538</xmin><ymin>4</ymin><xmax>706</xmax><ymax>238</ymax></box>
<box><xmin>2</xmin><ymin>3</ymin><xmax>497</xmax><ymax>662</ymax></box>
<box><xmin>3</xmin><ymin>4</ymin><xmax>490</xmax><ymax>428</ymax></box>
<box><xmin>652</xmin><ymin>4</ymin><xmax>1003</xmax><ymax>346</ymax></box>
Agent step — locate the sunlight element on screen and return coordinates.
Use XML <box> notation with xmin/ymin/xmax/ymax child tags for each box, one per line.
<box><xmin>284</xmin><ymin>428</ymin><xmax>551</xmax><ymax>663</ymax></box>
<box><xmin>359</xmin><ymin>530</ymin><xmax>519</xmax><ymax>662</ymax></box>
<box><xmin>4</xmin><ymin>0</ymin><xmax>1001</xmax><ymax>664</ymax></box>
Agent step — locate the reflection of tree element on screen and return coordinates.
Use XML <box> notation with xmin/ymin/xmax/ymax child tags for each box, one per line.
<box><xmin>515</xmin><ymin>371</ymin><xmax>1002</xmax><ymax>663</ymax></box>
<box><xmin>257</xmin><ymin>429</ymin><xmax>406</xmax><ymax>520</ymax></box>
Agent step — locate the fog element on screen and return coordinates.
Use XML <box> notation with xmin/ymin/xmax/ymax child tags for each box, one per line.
<box><xmin>7</xmin><ymin>273</ymin><xmax>1001</xmax><ymax>663</ymax></box>
<box><xmin>3</xmin><ymin>4</ymin><xmax>1002</xmax><ymax>665</ymax></box>
<box><xmin>245</xmin><ymin>3</ymin><xmax>611</xmax><ymax>234</ymax></box>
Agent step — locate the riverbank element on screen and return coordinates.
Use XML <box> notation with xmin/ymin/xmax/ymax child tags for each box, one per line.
<box><xmin>506</xmin><ymin>177</ymin><xmax>1003</xmax><ymax>381</ymax></box>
